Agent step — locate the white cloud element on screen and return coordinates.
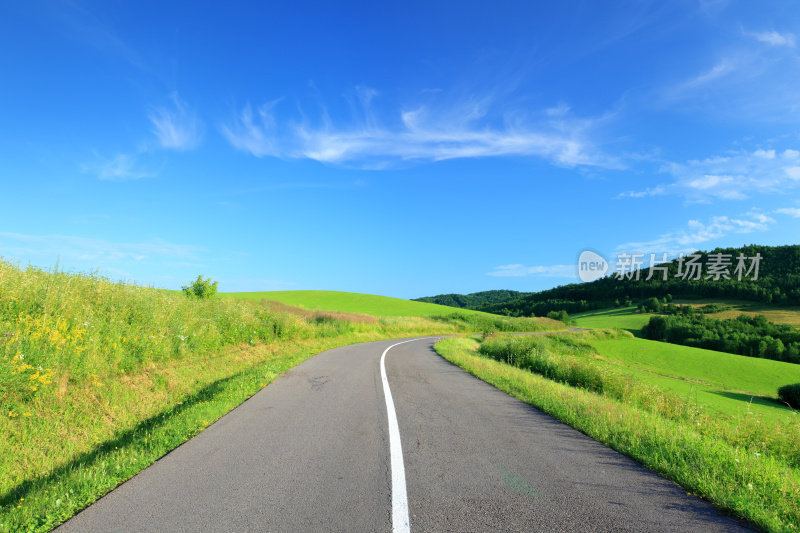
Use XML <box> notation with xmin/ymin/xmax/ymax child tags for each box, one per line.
<box><xmin>221</xmin><ymin>92</ymin><xmax>617</xmax><ymax>168</ymax></box>
<box><xmin>487</xmin><ymin>264</ymin><xmax>575</xmax><ymax>278</ymax></box>
<box><xmin>750</xmin><ymin>30</ymin><xmax>796</xmax><ymax>47</ymax></box>
<box><xmin>616</xmin><ymin>211</ymin><xmax>774</xmax><ymax>255</ymax></box>
<box><xmin>82</xmin><ymin>153</ymin><xmax>157</xmax><ymax>181</ymax></box>
<box><xmin>776</xmin><ymin>207</ymin><xmax>800</xmax><ymax>218</ymax></box>
<box><xmin>221</xmin><ymin>101</ymin><xmax>281</xmax><ymax>158</ymax></box>
<box><xmin>658</xmin><ymin>147</ymin><xmax>800</xmax><ymax>200</ymax></box>
<box><xmin>148</xmin><ymin>93</ymin><xmax>203</xmax><ymax>150</ymax></box>
<box><xmin>0</xmin><ymin>232</ymin><xmax>203</xmax><ymax>268</ymax></box>
<box><xmin>680</xmin><ymin>61</ymin><xmax>735</xmax><ymax>90</ymax></box>
<box><xmin>616</xmin><ymin>185</ymin><xmax>668</xmax><ymax>199</ymax></box>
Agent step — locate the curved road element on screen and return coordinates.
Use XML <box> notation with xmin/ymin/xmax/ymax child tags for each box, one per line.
<box><xmin>58</xmin><ymin>337</ymin><xmax>749</xmax><ymax>532</ymax></box>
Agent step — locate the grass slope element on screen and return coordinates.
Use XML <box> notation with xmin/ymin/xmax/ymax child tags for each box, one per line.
<box><xmin>572</xmin><ymin>306</ymin><xmax>653</xmax><ymax>334</ymax></box>
<box><xmin>589</xmin><ymin>337</ymin><xmax>800</xmax><ymax>422</ymax></box>
<box><xmin>221</xmin><ymin>290</ymin><xmax>491</xmax><ymax>317</ymax></box>
<box><xmin>572</xmin><ymin>302</ymin><xmax>800</xmax><ymax>420</ymax></box>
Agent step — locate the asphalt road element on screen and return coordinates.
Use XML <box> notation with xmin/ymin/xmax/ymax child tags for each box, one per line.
<box><xmin>57</xmin><ymin>337</ymin><xmax>749</xmax><ymax>532</ymax></box>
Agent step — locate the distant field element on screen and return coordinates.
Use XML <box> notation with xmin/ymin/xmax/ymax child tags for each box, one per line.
<box><xmin>673</xmin><ymin>298</ymin><xmax>800</xmax><ymax>328</ymax></box>
<box><xmin>221</xmin><ymin>290</ymin><xmax>490</xmax><ymax>317</ymax></box>
<box><xmin>572</xmin><ymin>300</ymin><xmax>800</xmax><ymax>333</ymax></box>
<box><xmin>572</xmin><ymin>306</ymin><xmax>652</xmax><ymax>334</ymax></box>
<box><xmin>572</xmin><ymin>303</ymin><xmax>800</xmax><ymax>420</ymax></box>
<box><xmin>589</xmin><ymin>337</ymin><xmax>800</xmax><ymax>422</ymax></box>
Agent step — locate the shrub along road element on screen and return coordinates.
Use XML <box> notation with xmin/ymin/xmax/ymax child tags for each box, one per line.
<box><xmin>57</xmin><ymin>338</ymin><xmax>749</xmax><ymax>532</ymax></box>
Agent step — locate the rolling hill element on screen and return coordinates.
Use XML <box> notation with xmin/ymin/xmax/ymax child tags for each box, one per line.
<box><xmin>220</xmin><ymin>290</ymin><xmax>492</xmax><ymax>317</ymax></box>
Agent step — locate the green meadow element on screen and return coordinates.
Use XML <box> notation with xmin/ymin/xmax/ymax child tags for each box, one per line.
<box><xmin>589</xmin><ymin>337</ymin><xmax>800</xmax><ymax>421</ymax></box>
<box><xmin>220</xmin><ymin>290</ymin><xmax>489</xmax><ymax>317</ymax></box>
<box><xmin>572</xmin><ymin>306</ymin><xmax>653</xmax><ymax>334</ymax></box>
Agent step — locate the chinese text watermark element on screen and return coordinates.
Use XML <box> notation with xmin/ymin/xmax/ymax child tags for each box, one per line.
<box><xmin>577</xmin><ymin>251</ymin><xmax>762</xmax><ymax>282</ymax></box>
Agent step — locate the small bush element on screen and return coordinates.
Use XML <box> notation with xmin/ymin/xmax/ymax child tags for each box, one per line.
<box><xmin>182</xmin><ymin>275</ymin><xmax>218</xmax><ymax>299</ymax></box>
<box><xmin>778</xmin><ymin>383</ymin><xmax>800</xmax><ymax>409</ymax></box>
<box><xmin>546</xmin><ymin>309</ymin><xmax>571</xmax><ymax>324</ymax></box>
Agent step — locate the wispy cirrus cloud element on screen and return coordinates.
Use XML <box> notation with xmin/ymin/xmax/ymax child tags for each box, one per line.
<box><xmin>615</xmin><ymin>210</ymin><xmax>775</xmax><ymax>255</ymax></box>
<box><xmin>148</xmin><ymin>93</ymin><xmax>203</xmax><ymax>150</ymax></box>
<box><xmin>616</xmin><ymin>185</ymin><xmax>667</xmax><ymax>199</ymax></box>
<box><xmin>663</xmin><ymin>148</ymin><xmax>800</xmax><ymax>200</ymax></box>
<box><xmin>81</xmin><ymin>153</ymin><xmax>159</xmax><ymax>181</ymax></box>
<box><xmin>677</xmin><ymin>60</ymin><xmax>736</xmax><ymax>92</ymax></box>
<box><xmin>653</xmin><ymin>24</ymin><xmax>800</xmax><ymax>123</ymax></box>
<box><xmin>221</xmin><ymin>89</ymin><xmax>618</xmax><ymax>169</ymax></box>
<box><xmin>487</xmin><ymin>264</ymin><xmax>575</xmax><ymax>278</ymax></box>
<box><xmin>0</xmin><ymin>232</ymin><xmax>204</xmax><ymax>268</ymax></box>
<box><xmin>748</xmin><ymin>30</ymin><xmax>796</xmax><ymax>47</ymax></box>
<box><xmin>621</xmin><ymin>147</ymin><xmax>800</xmax><ymax>201</ymax></box>
<box><xmin>221</xmin><ymin>100</ymin><xmax>282</xmax><ymax>158</ymax></box>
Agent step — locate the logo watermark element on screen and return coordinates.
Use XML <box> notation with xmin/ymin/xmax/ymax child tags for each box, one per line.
<box><xmin>577</xmin><ymin>250</ymin><xmax>609</xmax><ymax>282</ymax></box>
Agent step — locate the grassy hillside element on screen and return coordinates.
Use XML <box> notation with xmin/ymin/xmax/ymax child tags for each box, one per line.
<box><xmin>222</xmin><ymin>290</ymin><xmax>492</xmax><ymax>317</ymax></box>
<box><xmin>0</xmin><ymin>263</ymin><xmax>560</xmax><ymax>532</ymax></box>
<box><xmin>572</xmin><ymin>306</ymin><xmax>653</xmax><ymax>333</ymax></box>
<box><xmin>589</xmin><ymin>336</ymin><xmax>800</xmax><ymax>421</ymax></box>
<box><xmin>569</xmin><ymin>303</ymin><xmax>800</xmax><ymax>419</ymax></box>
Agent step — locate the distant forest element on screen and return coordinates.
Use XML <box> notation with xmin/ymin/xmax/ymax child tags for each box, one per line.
<box><xmin>416</xmin><ymin>244</ymin><xmax>800</xmax><ymax>317</ymax></box>
<box><xmin>641</xmin><ymin>302</ymin><xmax>800</xmax><ymax>364</ymax></box>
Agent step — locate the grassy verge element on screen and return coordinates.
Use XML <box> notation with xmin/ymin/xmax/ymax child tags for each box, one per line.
<box><xmin>0</xmin><ymin>261</ymin><xmax>559</xmax><ymax>532</ymax></box>
<box><xmin>435</xmin><ymin>334</ymin><xmax>800</xmax><ymax>532</ymax></box>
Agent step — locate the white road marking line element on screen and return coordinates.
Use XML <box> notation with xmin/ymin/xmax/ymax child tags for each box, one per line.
<box><xmin>381</xmin><ymin>338</ymin><xmax>425</xmax><ymax>533</ymax></box>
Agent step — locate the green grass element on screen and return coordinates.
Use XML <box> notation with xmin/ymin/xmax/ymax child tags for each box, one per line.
<box><xmin>0</xmin><ymin>262</ymin><xmax>560</xmax><ymax>532</ymax></box>
<box><xmin>221</xmin><ymin>289</ymin><xmax>491</xmax><ymax>317</ymax></box>
<box><xmin>589</xmin><ymin>336</ymin><xmax>800</xmax><ymax>422</ymax></box>
<box><xmin>571</xmin><ymin>301</ymin><xmax>800</xmax><ymax>420</ymax></box>
<box><xmin>435</xmin><ymin>335</ymin><xmax>800</xmax><ymax>532</ymax></box>
<box><xmin>572</xmin><ymin>306</ymin><xmax>653</xmax><ymax>334</ymax></box>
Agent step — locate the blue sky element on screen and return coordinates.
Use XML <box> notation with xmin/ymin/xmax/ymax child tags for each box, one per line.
<box><xmin>1</xmin><ymin>1</ymin><xmax>799</xmax><ymax>298</ymax></box>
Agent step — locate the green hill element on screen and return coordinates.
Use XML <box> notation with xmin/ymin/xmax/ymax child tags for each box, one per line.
<box><xmin>220</xmin><ymin>290</ymin><xmax>491</xmax><ymax>317</ymax></box>
<box><xmin>414</xmin><ymin>290</ymin><xmax>523</xmax><ymax>309</ymax></box>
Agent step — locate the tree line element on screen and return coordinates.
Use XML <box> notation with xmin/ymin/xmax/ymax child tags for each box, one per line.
<box><xmin>641</xmin><ymin>307</ymin><xmax>800</xmax><ymax>364</ymax></box>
